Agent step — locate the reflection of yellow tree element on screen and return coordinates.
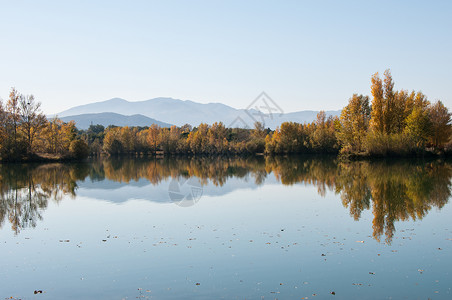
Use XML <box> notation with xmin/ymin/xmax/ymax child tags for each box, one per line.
<box><xmin>1</xmin><ymin>157</ymin><xmax>451</xmax><ymax>242</ymax></box>
<box><xmin>99</xmin><ymin>157</ymin><xmax>449</xmax><ymax>245</ymax></box>
<box><xmin>337</xmin><ymin>161</ymin><xmax>452</xmax><ymax>244</ymax></box>
<box><xmin>335</xmin><ymin>162</ymin><xmax>371</xmax><ymax>220</ymax></box>
<box><xmin>266</xmin><ymin>155</ymin><xmax>337</xmax><ymax>196</ymax></box>
<box><xmin>0</xmin><ymin>163</ymin><xmax>89</xmax><ymax>234</ymax></box>
<box><xmin>100</xmin><ymin>156</ymin><xmax>268</xmax><ymax>187</ymax></box>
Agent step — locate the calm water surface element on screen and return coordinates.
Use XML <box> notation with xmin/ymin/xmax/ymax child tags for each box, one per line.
<box><xmin>0</xmin><ymin>156</ymin><xmax>451</xmax><ymax>299</ymax></box>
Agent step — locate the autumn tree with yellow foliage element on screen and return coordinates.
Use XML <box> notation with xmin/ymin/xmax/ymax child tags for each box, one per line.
<box><xmin>429</xmin><ymin>101</ymin><xmax>451</xmax><ymax>149</ymax></box>
<box><xmin>337</xmin><ymin>94</ymin><xmax>371</xmax><ymax>153</ymax></box>
<box><xmin>0</xmin><ymin>88</ymin><xmax>88</xmax><ymax>161</ymax></box>
<box><xmin>345</xmin><ymin>69</ymin><xmax>452</xmax><ymax>156</ymax></box>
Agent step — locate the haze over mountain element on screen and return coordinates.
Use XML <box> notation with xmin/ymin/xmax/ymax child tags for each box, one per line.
<box><xmin>59</xmin><ymin>112</ymin><xmax>172</xmax><ymax>130</ymax></box>
<box><xmin>58</xmin><ymin>97</ymin><xmax>341</xmax><ymax>129</ymax></box>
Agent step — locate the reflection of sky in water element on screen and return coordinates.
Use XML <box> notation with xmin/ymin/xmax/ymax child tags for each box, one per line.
<box><xmin>76</xmin><ymin>175</ymin><xmax>279</xmax><ymax>204</ymax></box>
<box><xmin>1</xmin><ymin>173</ymin><xmax>451</xmax><ymax>300</ymax></box>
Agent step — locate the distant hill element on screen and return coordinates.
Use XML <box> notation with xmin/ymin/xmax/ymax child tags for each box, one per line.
<box><xmin>59</xmin><ymin>112</ymin><xmax>172</xmax><ymax>130</ymax></box>
<box><xmin>58</xmin><ymin>97</ymin><xmax>341</xmax><ymax>129</ymax></box>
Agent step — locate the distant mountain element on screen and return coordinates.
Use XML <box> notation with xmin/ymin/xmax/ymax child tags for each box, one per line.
<box><xmin>59</xmin><ymin>112</ymin><xmax>172</xmax><ymax>130</ymax></box>
<box><xmin>58</xmin><ymin>97</ymin><xmax>341</xmax><ymax>129</ymax></box>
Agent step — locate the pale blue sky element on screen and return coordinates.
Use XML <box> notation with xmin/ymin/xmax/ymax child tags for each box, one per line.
<box><xmin>0</xmin><ymin>0</ymin><xmax>451</xmax><ymax>114</ymax></box>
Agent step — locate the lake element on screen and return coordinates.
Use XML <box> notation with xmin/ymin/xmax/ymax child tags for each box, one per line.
<box><xmin>1</xmin><ymin>156</ymin><xmax>451</xmax><ymax>299</ymax></box>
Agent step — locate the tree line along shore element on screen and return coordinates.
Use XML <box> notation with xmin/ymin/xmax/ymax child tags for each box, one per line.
<box><xmin>1</xmin><ymin>70</ymin><xmax>450</xmax><ymax>162</ymax></box>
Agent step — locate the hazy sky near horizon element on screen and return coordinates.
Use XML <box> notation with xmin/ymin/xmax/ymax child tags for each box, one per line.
<box><xmin>0</xmin><ymin>0</ymin><xmax>451</xmax><ymax>114</ymax></box>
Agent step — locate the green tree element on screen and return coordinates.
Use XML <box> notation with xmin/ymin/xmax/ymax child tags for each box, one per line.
<box><xmin>88</xmin><ymin>124</ymin><xmax>105</xmax><ymax>134</ymax></box>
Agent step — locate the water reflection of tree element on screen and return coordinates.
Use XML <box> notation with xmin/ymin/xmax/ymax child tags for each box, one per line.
<box><xmin>266</xmin><ymin>155</ymin><xmax>338</xmax><ymax>196</ymax></box>
<box><xmin>336</xmin><ymin>160</ymin><xmax>452</xmax><ymax>243</ymax></box>
<box><xmin>1</xmin><ymin>157</ymin><xmax>451</xmax><ymax>243</ymax></box>
<box><xmin>0</xmin><ymin>163</ymin><xmax>89</xmax><ymax>234</ymax></box>
<box><xmin>100</xmin><ymin>156</ymin><xmax>268</xmax><ymax>187</ymax></box>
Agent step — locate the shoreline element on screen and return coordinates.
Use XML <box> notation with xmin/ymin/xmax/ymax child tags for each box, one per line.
<box><xmin>0</xmin><ymin>153</ymin><xmax>83</xmax><ymax>164</ymax></box>
<box><xmin>2</xmin><ymin>150</ymin><xmax>450</xmax><ymax>164</ymax></box>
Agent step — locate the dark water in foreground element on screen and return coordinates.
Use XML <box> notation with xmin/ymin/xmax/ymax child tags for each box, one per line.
<box><xmin>0</xmin><ymin>156</ymin><xmax>451</xmax><ymax>299</ymax></box>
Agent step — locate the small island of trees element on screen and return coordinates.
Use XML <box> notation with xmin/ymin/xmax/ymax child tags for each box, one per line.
<box><xmin>1</xmin><ymin>70</ymin><xmax>450</xmax><ymax>162</ymax></box>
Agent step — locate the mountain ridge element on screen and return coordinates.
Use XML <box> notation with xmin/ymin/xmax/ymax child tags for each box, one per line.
<box><xmin>59</xmin><ymin>112</ymin><xmax>172</xmax><ymax>130</ymax></box>
<box><xmin>58</xmin><ymin>97</ymin><xmax>341</xmax><ymax>129</ymax></box>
